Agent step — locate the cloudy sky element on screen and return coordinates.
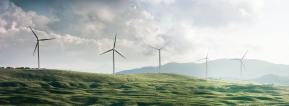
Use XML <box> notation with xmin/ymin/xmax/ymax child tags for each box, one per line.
<box><xmin>0</xmin><ymin>0</ymin><xmax>289</xmax><ymax>73</ymax></box>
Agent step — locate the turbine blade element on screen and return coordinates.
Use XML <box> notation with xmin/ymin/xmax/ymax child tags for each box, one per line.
<box><xmin>149</xmin><ymin>45</ymin><xmax>158</xmax><ymax>50</ymax></box>
<box><xmin>115</xmin><ymin>50</ymin><xmax>126</xmax><ymax>59</ymax></box>
<box><xmin>39</xmin><ymin>38</ymin><xmax>56</xmax><ymax>41</ymax></box>
<box><xmin>113</xmin><ymin>33</ymin><xmax>117</xmax><ymax>48</ymax></box>
<box><xmin>241</xmin><ymin>50</ymin><xmax>248</xmax><ymax>60</ymax></box>
<box><xmin>28</xmin><ymin>26</ymin><xmax>39</xmax><ymax>40</ymax></box>
<box><xmin>100</xmin><ymin>49</ymin><xmax>113</xmax><ymax>55</ymax></box>
<box><xmin>33</xmin><ymin>42</ymin><xmax>39</xmax><ymax>56</ymax></box>
<box><xmin>197</xmin><ymin>58</ymin><xmax>206</xmax><ymax>61</ymax></box>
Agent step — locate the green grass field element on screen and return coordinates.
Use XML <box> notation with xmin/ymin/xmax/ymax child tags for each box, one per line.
<box><xmin>0</xmin><ymin>69</ymin><xmax>289</xmax><ymax>106</ymax></box>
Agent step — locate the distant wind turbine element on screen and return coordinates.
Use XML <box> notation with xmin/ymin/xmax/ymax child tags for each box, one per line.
<box><xmin>100</xmin><ymin>33</ymin><xmax>126</xmax><ymax>74</ymax></box>
<box><xmin>232</xmin><ymin>50</ymin><xmax>248</xmax><ymax>78</ymax></box>
<box><xmin>150</xmin><ymin>46</ymin><xmax>164</xmax><ymax>73</ymax></box>
<box><xmin>28</xmin><ymin>26</ymin><xmax>55</xmax><ymax>69</ymax></box>
<box><xmin>198</xmin><ymin>50</ymin><xmax>209</xmax><ymax>79</ymax></box>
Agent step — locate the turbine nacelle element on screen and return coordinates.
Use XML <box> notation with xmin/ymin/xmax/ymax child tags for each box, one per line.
<box><xmin>149</xmin><ymin>45</ymin><xmax>164</xmax><ymax>51</ymax></box>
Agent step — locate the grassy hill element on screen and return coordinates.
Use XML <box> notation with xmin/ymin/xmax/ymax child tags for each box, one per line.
<box><xmin>0</xmin><ymin>69</ymin><xmax>289</xmax><ymax>106</ymax></box>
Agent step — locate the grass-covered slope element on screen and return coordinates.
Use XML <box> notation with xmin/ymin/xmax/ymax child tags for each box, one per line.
<box><xmin>0</xmin><ymin>69</ymin><xmax>289</xmax><ymax>106</ymax></box>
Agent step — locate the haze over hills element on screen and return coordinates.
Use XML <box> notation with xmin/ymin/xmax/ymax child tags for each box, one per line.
<box><xmin>253</xmin><ymin>74</ymin><xmax>289</xmax><ymax>86</ymax></box>
<box><xmin>119</xmin><ymin>59</ymin><xmax>289</xmax><ymax>80</ymax></box>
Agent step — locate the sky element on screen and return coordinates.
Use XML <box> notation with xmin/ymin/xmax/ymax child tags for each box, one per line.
<box><xmin>1</xmin><ymin>0</ymin><xmax>289</xmax><ymax>73</ymax></box>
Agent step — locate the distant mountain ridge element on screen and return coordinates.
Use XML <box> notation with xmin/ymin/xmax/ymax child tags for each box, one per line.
<box><xmin>253</xmin><ymin>74</ymin><xmax>289</xmax><ymax>85</ymax></box>
<box><xmin>118</xmin><ymin>59</ymin><xmax>289</xmax><ymax>80</ymax></box>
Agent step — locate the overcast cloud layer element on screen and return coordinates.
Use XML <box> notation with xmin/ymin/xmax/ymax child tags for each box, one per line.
<box><xmin>1</xmin><ymin>0</ymin><xmax>289</xmax><ymax>73</ymax></box>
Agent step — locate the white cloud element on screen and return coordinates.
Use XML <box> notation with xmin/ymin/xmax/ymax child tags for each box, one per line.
<box><xmin>95</xmin><ymin>8</ymin><xmax>116</xmax><ymax>23</ymax></box>
<box><xmin>143</xmin><ymin>0</ymin><xmax>176</xmax><ymax>5</ymax></box>
<box><xmin>0</xmin><ymin>0</ymin><xmax>104</xmax><ymax>71</ymax></box>
<box><xmin>4</xmin><ymin>0</ymin><xmax>289</xmax><ymax>73</ymax></box>
<box><xmin>0</xmin><ymin>0</ymin><xmax>57</xmax><ymax>36</ymax></box>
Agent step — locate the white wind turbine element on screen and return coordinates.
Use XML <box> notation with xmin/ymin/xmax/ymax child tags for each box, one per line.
<box><xmin>100</xmin><ymin>33</ymin><xmax>126</xmax><ymax>74</ymax></box>
<box><xmin>28</xmin><ymin>26</ymin><xmax>55</xmax><ymax>69</ymax></box>
<box><xmin>199</xmin><ymin>50</ymin><xmax>209</xmax><ymax>79</ymax></box>
<box><xmin>150</xmin><ymin>46</ymin><xmax>164</xmax><ymax>73</ymax></box>
<box><xmin>232</xmin><ymin>50</ymin><xmax>248</xmax><ymax>78</ymax></box>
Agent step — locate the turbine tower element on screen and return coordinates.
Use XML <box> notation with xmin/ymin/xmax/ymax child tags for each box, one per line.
<box><xmin>28</xmin><ymin>26</ymin><xmax>55</xmax><ymax>69</ymax></box>
<box><xmin>150</xmin><ymin>46</ymin><xmax>163</xmax><ymax>73</ymax></box>
<box><xmin>100</xmin><ymin>33</ymin><xmax>126</xmax><ymax>74</ymax></box>
<box><xmin>199</xmin><ymin>51</ymin><xmax>209</xmax><ymax>79</ymax></box>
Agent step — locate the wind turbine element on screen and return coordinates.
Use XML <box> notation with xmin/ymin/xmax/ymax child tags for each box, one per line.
<box><xmin>150</xmin><ymin>46</ymin><xmax>164</xmax><ymax>73</ymax></box>
<box><xmin>232</xmin><ymin>50</ymin><xmax>248</xmax><ymax>78</ymax></box>
<box><xmin>100</xmin><ymin>33</ymin><xmax>126</xmax><ymax>74</ymax></box>
<box><xmin>198</xmin><ymin>51</ymin><xmax>209</xmax><ymax>79</ymax></box>
<box><xmin>28</xmin><ymin>26</ymin><xmax>55</xmax><ymax>69</ymax></box>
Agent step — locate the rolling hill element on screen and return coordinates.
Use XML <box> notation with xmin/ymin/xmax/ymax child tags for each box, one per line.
<box><xmin>0</xmin><ymin>69</ymin><xmax>289</xmax><ymax>105</ymax></box>
<box><xmin>119</xmin><ymin>59</ymin><xmax>289</xmax><ymax>80</ymax></box>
